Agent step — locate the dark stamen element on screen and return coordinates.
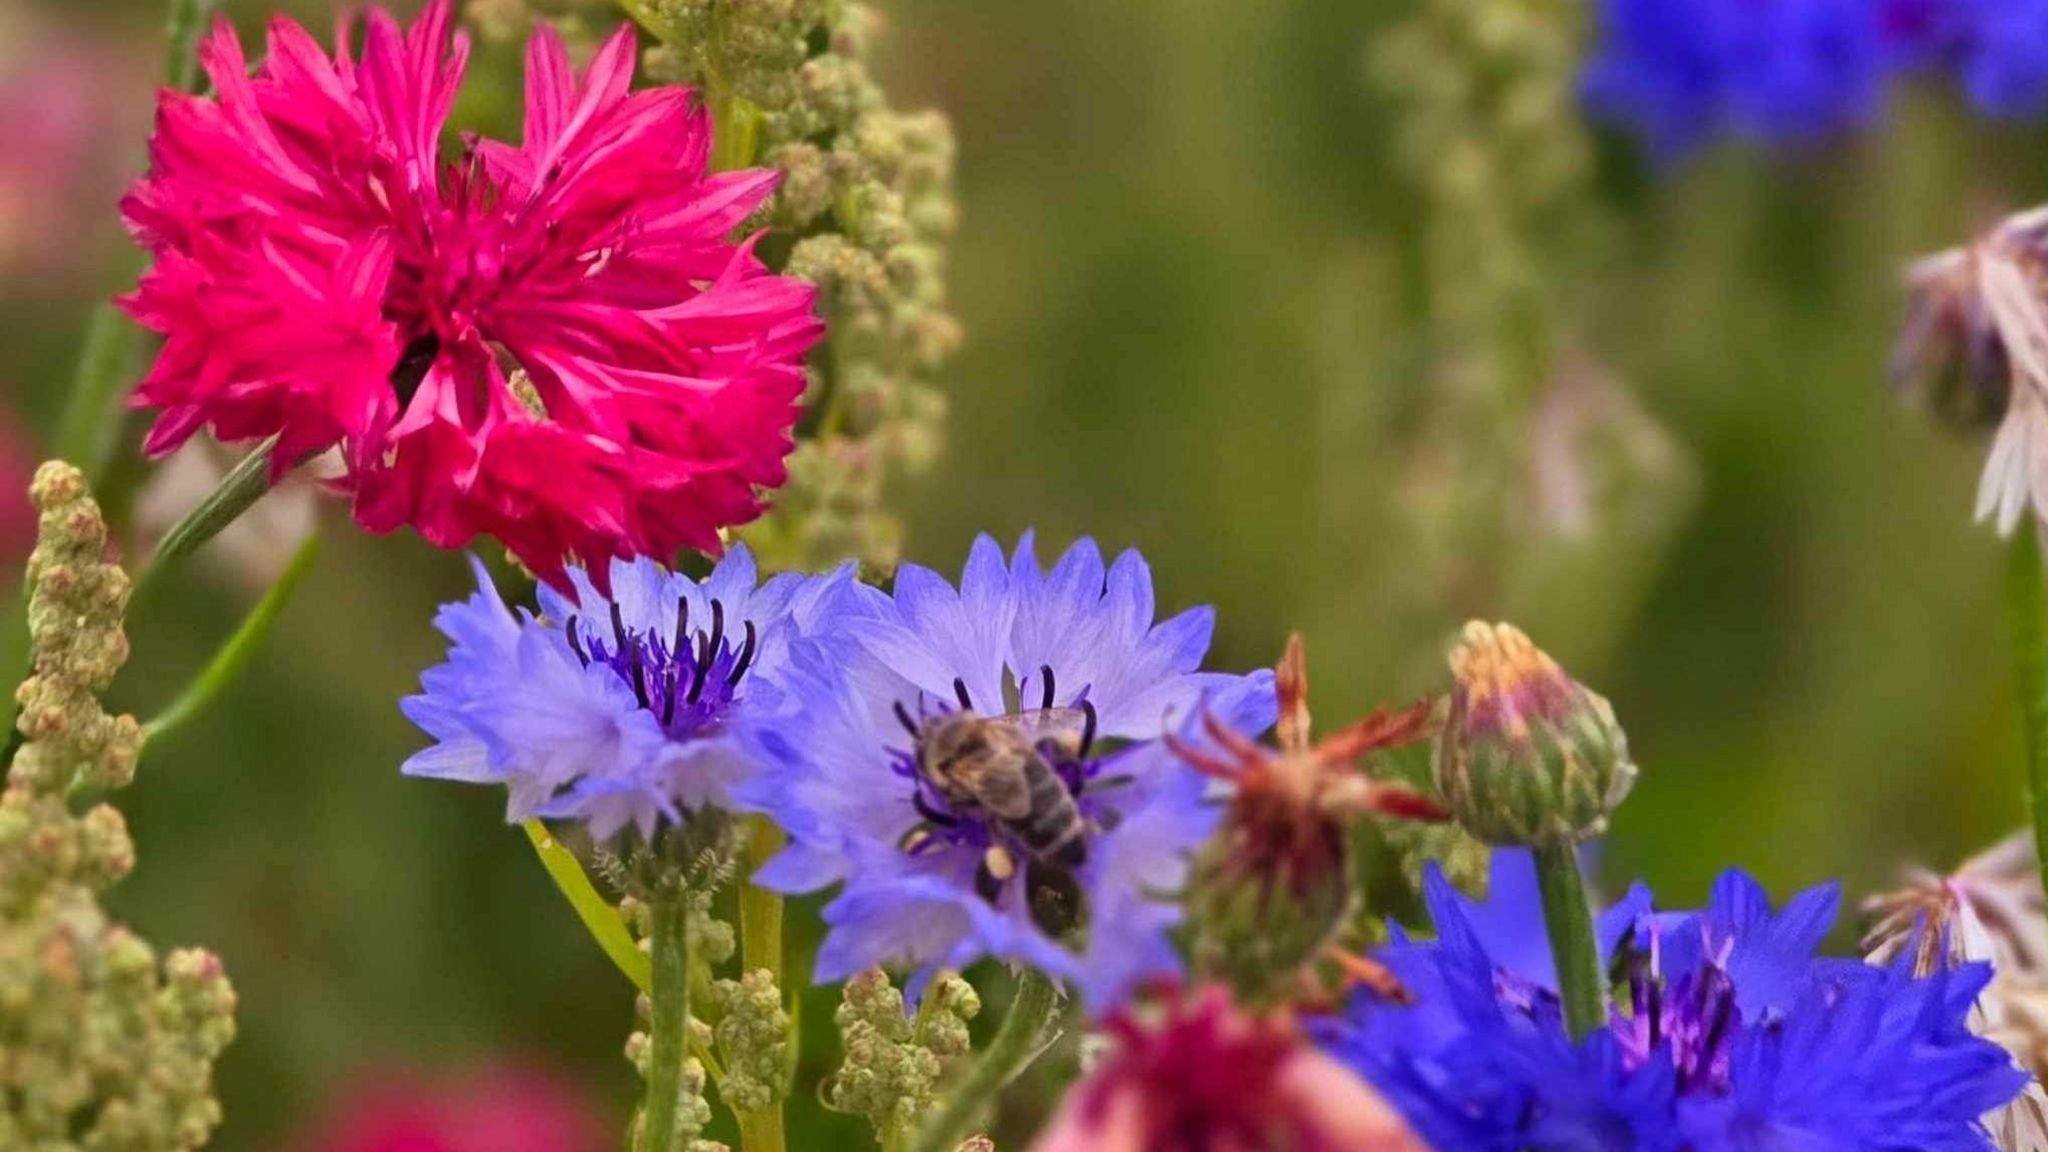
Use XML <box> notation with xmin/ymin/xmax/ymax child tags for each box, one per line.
<box><xmin>709</xmin><ymin>599</ymin><xmax>727</xmax><ymax>655</ymax></box>
<box><xmin>953</xmin><ymin>678</ymin><xmax>973</xmax><ymax>711</ymax></box>
<box><xmin>1698</xmin><ymin>984</ymin><xmax>1734</xmax><ymax>1073</ymax></box>
<box><xmin>609</xmin><ymin>603</ymin><xmax>629</xmax><ymax>651</ymax></box>
<box><xmin>1646</xmin><ymin>977</ymin><xmax>1663</xmax><ymax>1051</ymax></box>
<box><xmin>727</xmin><ymin>621</ymin><xmax>758</xmax><ymax>687</ymax></box>
<box><xmin>626</xmin><ymin>643</ymin><xmax>650</xmax><ymax>709</ymax></box>
<box><xmin>894</xmin><ymin>701</ymin><xmax>920</xmax><ymax>736</ymax></box>
<box><xmin>689</xmin><ymin>628</ymin><xmax>714</xmax><ymax>704</ymax></box>
<box><xmin>662</xmin><ymin>666</ymin><xmax>680</xmax><ymax>726</ymax></box>
<box><xmin>1079</xmin><ymin>700</ymin><xmax>1098</xmax><ymax>758</ymax></box>
<box><xmin>1039</xmin><ymin>665</ymin><xmax>1056</xmax><ymax>711</ymax></box>
<box><xmin>390</xmin><ymin>333</ymin><xmax>440</xmax><ymax>406</ymax></box>
<box><xmin>565</xmin><ymin>616</ymin><xmax>587</xmax><ymax>665</ymax></box>
<box><xmin>676</xmin><ymin>597</ymin><xmax>690</xmax><ymax>648</ymax></box>
<box><xmin>913</xmin><ymin>790</ymin><xmax>958</xmax><ymax>828</ymax></box>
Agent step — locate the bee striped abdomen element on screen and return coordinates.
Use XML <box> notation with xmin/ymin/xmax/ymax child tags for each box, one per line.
<box><xmin>1007</xmin><ymin>758</ymin><xmax>1087</xmax><ymax>868</ymax></box>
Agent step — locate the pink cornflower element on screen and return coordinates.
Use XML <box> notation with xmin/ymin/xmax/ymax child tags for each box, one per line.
<box><xmin>121</xmin><ymin>1</ymin><xmax>821</xmax><ymax>586</ymax></box>
<box><xmin>290</xmin><ymin>1062</ymin><xmax>605</xmax><ymax>1152</ymax></box>
<box><xmin>1031</xmin><ymin>985</ymin><xmax>1424</xmax><ymax>1152</ymax></box>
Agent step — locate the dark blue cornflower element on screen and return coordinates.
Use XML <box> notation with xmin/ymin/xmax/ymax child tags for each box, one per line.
<box><xmin>1948</xmin><ymin>0</ymin><xmax>2048</xmax><ymax>119</ymax></box>
<box><xmin>742</xmin><ymin>533</ymin><xmax>1274</xmax><ymax>1011</ymax></box>
<box><xmin>1582</xmin><ymin>0</ymin><xmax>1890</xmax><ymax>161</ymax></box>
<box><xmin>1311</xmin><ymin>850</ymin><xmax>2026</xmax><ymax>1151</ymax></box>
<box><xmin>401</xmin><ymin>549</ymin><xmax>855</xmax><ymax>839</ymax></box>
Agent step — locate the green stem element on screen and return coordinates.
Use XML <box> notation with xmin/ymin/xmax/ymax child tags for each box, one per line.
<box><xmin>139</xmin><ymin>535</ymin><xmax>317</xmax><ymax>751</ymax></box>
<box><xmin>710</xmin><ymin>95</ymin><xmax>762</xmax><ymax>173</ymax></box>
<box><xmin>165</xmin><ymin>0</ymin><xmax>221</xmax><ymax>94</ymax></box>
<box><xmin>1534</xmin><ymin>840</ymin><xmax>1606</xmax><ymax>1040</ymax></box>
<box><xmin>521</xmin><ymin>820</ymin><xmax>653</xmax><ymax>993</ymax></box>
<box><xmin>735</xmin><ymin>815</ymin><xmax>787</xmax><ymax>1152</ymax></box>
<box><xmin>53</xmin><ymin>306</ymin><xmax>138</xmax><ymax>485</ymax></box>
<box><xmin>2006</xmin><ymin>528</ymin><xmax>2048</xmax><ymax>901</ymax></box>
<box><xmin>907</xmin><ymin>970</ymin><xmax>1062</xmax><ymax>1152</ymax></box>
<box><xmin>128</xmin><ymin>436</ymin><xmax>280</xmax><ymax>612</ymax></box>
<box><xmin>739</xmin><ymin>816</ymin><xmax>786</xmax><ymax>988</ymax></box>
<box><xmin>641</xmin><ymin>889</ymin><xmax>695</xmax><ymax>1152</ymax></box>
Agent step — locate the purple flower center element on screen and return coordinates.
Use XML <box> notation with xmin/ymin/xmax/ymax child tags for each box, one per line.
<box><xmin>565</xmin><ymin>598</ymin><xmax>758</xmax><ymax>740</ymax></box>
<box><xmin>1611</xmin><ymin>942</ymin><xmax>1741</xmax><ymax>1098</ymax></box>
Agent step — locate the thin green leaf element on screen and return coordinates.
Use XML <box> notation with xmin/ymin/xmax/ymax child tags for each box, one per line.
<box><xmin>140</xmin><ymin>534</ymin><xmax>317</xmax><ymax>750</ymax></box>
<box><xmin>521</xmin><ymin>819</ymin><xmax>653</xmax><ymax>993</ymax></box>
<box><xmin>2006</xmin><ymin>528</ymin><xmax>2048</xmax><ymax>901</ymax></box>
<box><xmin>130</xmin><ymin>436</ymin><xmax>279</xmax><ymax>611</ymax></box>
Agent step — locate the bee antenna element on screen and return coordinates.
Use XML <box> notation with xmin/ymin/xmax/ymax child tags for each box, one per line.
<box><xmin>727</xmin><ymin>620</ymin><xmax>758</xmax><ymax>687</ymax></box>
<box><xmin>953</xmin><ymin>677</ymin><xmax>974</xmax><ymax>711</ymax></box>
<box><xmin>894</xmin><ymin>700</ymin><xmax>920</xmax><ymax>737</ymax></box>
<box><xmin>565</xmin><ymin>616</ymin><xmax>587</xmax><ymax>665</ymax></box>
<box><xmin>1080</xmin><ymin>700</ymin><xmax>1098</xmax><ymax>758</ymax></box>
<box><xmin>1039</xmin><ymin>665</ymin><xmax>1056</xmax><ymax>711</ymax></box>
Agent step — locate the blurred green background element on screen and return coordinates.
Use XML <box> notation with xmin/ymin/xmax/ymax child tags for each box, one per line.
<box><xmin>0</xmin><ymin>0</ymin><xmax>2034</xmax><ymax>1146</ymax></box>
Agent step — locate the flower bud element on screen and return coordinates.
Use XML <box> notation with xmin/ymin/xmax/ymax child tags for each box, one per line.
<box><xmin>1434</xmin><ymin>622</ymin><xmax>1634</xmax><ymax>848</ymax></box>
<box><xmin>711</xmin><ymin>969</ymin><xmax>790</xmax><ymax>1113</ymax></box>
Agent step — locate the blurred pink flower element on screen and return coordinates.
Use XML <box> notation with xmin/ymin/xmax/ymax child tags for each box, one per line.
<box><xmin>121</xmin><ymin>0</ymin><xmax>820</xmax><ymax>588</ymax></box>
<box><xmin>1032</xmin><ymin>985</ymin><xmax>1424</xmax><ymax>1152</ymax></box>
<box><xmin>0</xmin><ymin>410</ymin><xmax>37</xmax><ymax>562</ymax></box>
<box><xmin>292</xmin><ymin>1063</ymin><xmax>605</xmax><ymax>1152</ymax></box>
<box><xmin>0</xmin><ymin>19</ymin><xmax>147</xmax><ymax>283</ymax></box>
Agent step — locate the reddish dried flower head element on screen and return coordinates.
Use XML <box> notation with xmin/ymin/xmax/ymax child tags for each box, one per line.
<box><xmin>120</xmin><ymin>1</ymin><xmax>821</xmax><ymax>586</ymax></box>
<box><xmin>1169</xmin><ymin>634</ymin><xmax>1445</xmax><ymax>901</ymax></box>
<box><xmin>1032</xmin><ymin>984</ymin><xmax>1423</xmax><ymax>1152</ymax></box>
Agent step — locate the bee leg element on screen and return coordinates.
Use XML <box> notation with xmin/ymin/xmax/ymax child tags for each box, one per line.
<box><xmin>912</xmin><ymin>790</ymin><xmax>959</xmax><ymax>828</ymax></box>
<box><xmin>899</xmin><ymin>823</ymin><xmax>936</xmax><ymax>855</ymax></box>
<box><xmin>976</xmin><ymin>845</ymin><xmax>1017</xmax><ymax>905</ymax></box>
<box><xmin>1026</xmin><ymin>860</ymin><xmax>1085</xmax><ymax>937</ymax></box>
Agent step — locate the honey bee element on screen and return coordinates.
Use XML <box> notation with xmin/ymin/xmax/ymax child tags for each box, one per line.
<box><xmin>896</xmin><ymin>672</ymin><xmax>1100</xmax><ymax>936</ymax></box>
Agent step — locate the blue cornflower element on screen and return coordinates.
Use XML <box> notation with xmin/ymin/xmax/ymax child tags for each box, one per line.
<box><xmin>1582</xmin><ymin>0</ymin><xmax>1889</xmax><ymax>162</ymax></box>
<box><xmin>744</xmin><ymin>533</ymin><xmax>1274</xmax><ymax>1011</ymax></box>
<box><xmin>401</xmin><ymin>549</ymin><xmax>854</xmax><ymax>839</ymax></box>
<box><xmin>1311</xmin><ymin>850</ymin><xmax>2026</xmax><ymax>1151</ymax></box>
<box><xmin>1948</xmin><ymin>0</ymin><xmax>2048</xmax><ymax>119</ymax></box>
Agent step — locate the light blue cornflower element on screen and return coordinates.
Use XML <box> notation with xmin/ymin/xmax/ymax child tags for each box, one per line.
<box><xmin>401</xmin><ymin>549</ymin><xmax>854</xmax><ymax>839</ymax></box>
<box><xmin>743</xmin><ymin>533</ymin><xmax>1274</xmax><ymax>1011</ymax></box>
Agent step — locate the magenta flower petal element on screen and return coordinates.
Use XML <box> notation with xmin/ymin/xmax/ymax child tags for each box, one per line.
<box><xmin>121</xmin><ymin>1</ymin><xmax>822</xmax><ymax>586</ymax></box>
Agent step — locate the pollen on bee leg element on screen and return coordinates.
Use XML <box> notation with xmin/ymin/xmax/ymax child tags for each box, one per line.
<box><xmin>984</xmin><ymin>845</ymin><xmax>1017</xmax><ymax>882</ymax></box>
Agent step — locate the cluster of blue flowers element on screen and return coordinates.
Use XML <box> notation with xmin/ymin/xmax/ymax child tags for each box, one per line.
<box><xmin>403</xmin><ymin>535</ymin><xmax>1271</xmax><ymax>1011</ymax></box>
<box><xmin>1585</xmin><ymin>0</ymin><xmax>2048</xmax><ymax>161</ymax></box>
<box><xmin>1313</xmin><ymin>849</ymin><xmax>2026</xmax><ymax>1150</ymax></box>
<box><xmin>403</xmin><ymin>535</ymin><xmax>2034</xmax><ymax>1144</ymax></box>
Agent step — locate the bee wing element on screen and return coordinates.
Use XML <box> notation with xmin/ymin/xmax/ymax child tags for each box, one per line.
<box><xmin>989</xmin><ymin>707</ymin><xmax>1091</xmax><ymax>743</ymax></box>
